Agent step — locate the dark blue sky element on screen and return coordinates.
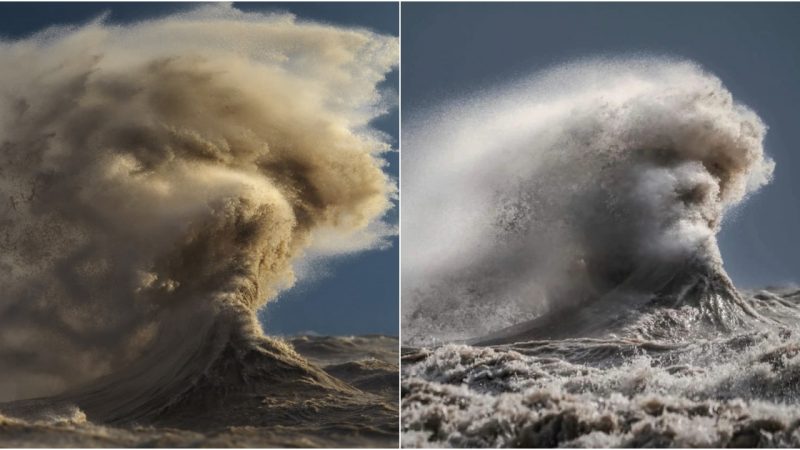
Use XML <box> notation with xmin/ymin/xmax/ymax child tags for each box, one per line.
<box><xmin>0</xmin><ymin>2</ymin><xmax>399</xmax><ymax>336</ymax></box>
<box><xmin>402</xmin><ymin>2</ymin><xmax>800</xmax><ymax>289</ymax></box>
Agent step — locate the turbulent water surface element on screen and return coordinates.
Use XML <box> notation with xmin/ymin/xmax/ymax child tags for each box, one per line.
<box><xmin>402</xmin><ymin>290</ymin><xmax>800</xmax><ymax>448</ymax></box>
<box><xmin>401</xmin><ymin>59</ymin><xmax>798</xmax><ymax>447</ymax></box>
<box><xmin>0</xmin><ymin>334</ymin><xmax>399</xmax><ymax>447</ymax></box>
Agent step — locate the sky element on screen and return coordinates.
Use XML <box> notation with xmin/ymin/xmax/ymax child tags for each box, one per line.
<box><xmin>0</xmin><ymin>2</ymin><xmax>399</xmax><ymax>336</ymax></box>
<box><xmin>402</xmin><ymin>2</ymin><xmax>800</xmax><ymax>290</ymax></box>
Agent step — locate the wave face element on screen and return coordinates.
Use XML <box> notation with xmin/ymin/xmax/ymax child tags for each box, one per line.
<box><xmin>0</xmin><ymin>5</ymin><xmax>397</xmax><ymax>445</ymax></box>
<box><xmin>400</xmin><ymin>58</ymin><xmax>799</xmax><ymax>447</ymax></box>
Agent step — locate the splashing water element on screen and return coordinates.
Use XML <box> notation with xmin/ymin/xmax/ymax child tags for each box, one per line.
<box><xmin>0</xmin><ymin>5</ymin><xmax>398</xmax><ymax>446</ymax></box>
<box><xmin>401</xmin><ymin>58</ymin><xmax>799</xmax><ymax>447</ymax></box>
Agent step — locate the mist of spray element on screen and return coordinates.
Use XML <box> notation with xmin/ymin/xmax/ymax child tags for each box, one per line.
<box><xmin>0</xmin><ymin>5</ymin><xmax>397</xmax><ymax>402</ymax></box>
<box><xmin>402</xmin><ymin>58</ymin><xmax>773</xmax><ymax>345</ymax></box>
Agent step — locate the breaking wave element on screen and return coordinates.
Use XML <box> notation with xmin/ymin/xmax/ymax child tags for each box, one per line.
<box><xmin>402</xmin><ymin>57</ymin><xmax>774</xmax><ymax>345</ymax></box>
<box><xmin>400</xmin><ymin>58</ymin><xmax>800</xmax><ymax>447</ymax></box>
<box><xmin>0</xmin><ymin>5</ymin><xmax>397</xmax><ymax>443</ymax></box>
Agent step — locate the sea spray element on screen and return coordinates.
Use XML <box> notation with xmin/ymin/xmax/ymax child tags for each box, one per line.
<box><xmin>0</xmin><ymin>4</ymin><xmax>397</xmax><ymax>407</ymax></box>
<box><xmin>402</xmin><ymin>58</ymin><xmax>773</xmax><ymax>345</ymax></box>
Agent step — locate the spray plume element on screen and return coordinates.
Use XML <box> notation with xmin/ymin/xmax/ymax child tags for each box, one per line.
<box><xmin>0</xmin><ymin>5</ymin><xmax>397</xmax><ymax>403</ymax></box>
<box><xmin>402</xmin><ymin>58</ymin><xmax>773</xmax><ymax>345</ymax></box>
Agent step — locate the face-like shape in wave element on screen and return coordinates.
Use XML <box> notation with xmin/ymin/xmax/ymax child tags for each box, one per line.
<box><xmin>0</xmin><ymin>5</ymin><xmax>397</xmax><ymax>401</ymax></box>
<box><xmin>402</xmin><ymin>58</ymin><xmax>773</xmax><ymax>345</ymax></box>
